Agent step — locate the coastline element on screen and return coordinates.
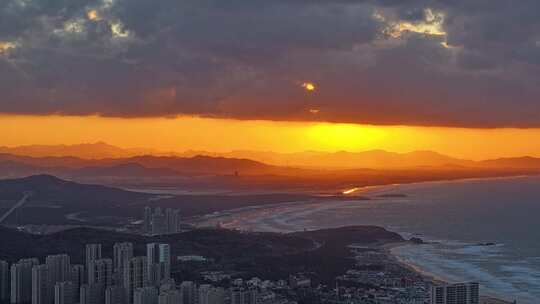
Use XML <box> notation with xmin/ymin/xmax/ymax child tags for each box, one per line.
<box><xmin>354</xmin><ymin>173</ymin><xmax>537</xmax><ymax>196</ymax></box>
<box><xmin>191</xmin><ymin>174</ymin><xmax>540</xmax><ymax>227</ymax></box>
<box><xmin>381</xmin><ymin>242</ymin><xmax>448</xmax><ymax>285</ymax></box>
<box><xmin>384</xmin><ymin>242</ymin><xmax>513</xmax><ymax>304</ymax></box>
<box><xmin>191</xmin><ymin>175</ymin><xmax>539</xmax><ymax>303</ymax></box>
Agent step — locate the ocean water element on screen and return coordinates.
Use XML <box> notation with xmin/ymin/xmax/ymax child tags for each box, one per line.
<box><xmin>212</xmin><ymin>176</ymin><xmax>540</xmax><ymax>303</ymax></box>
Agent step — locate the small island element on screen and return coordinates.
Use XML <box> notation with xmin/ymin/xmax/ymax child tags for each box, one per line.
<box><xmin>376</xmin><ymin>193</ymin><xmax>408</xmax><ymax>198</ymax></box>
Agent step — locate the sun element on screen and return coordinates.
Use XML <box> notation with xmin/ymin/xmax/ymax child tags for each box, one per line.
<box><xmin>302</xmin><ymin>82</ymin><xmax>316</xmax><ymax>92</ymax></box>
<box><xmin>87</xmin><ymin>9</ymin><xmax>101</xmax><ymax>21</ymax></box>
<box><xmin>306</xmin><ymin>123</ymin><xmax>388</xmax><ymax>151</ymax></box>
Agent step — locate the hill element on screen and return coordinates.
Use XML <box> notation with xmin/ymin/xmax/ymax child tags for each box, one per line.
<box><xmin>0</xmin><ymin>153</ymin><xmax>289</xmax><ymax>177</ymax></box>
<box><xmin>480</xmin><ymin>156</ymin><xmax>540</xmax><ymax>169</ymax></box>
<box><xmin>69</xmin><ymin>163</ymin><xmax>181</xmax><ymax>178</ymax></box>
<box><xmin>0</xmin><ymin>175</ymin><xmax>152</xmax><ymax>225</ymax></box>
<box><xmin>109</xmin><ymin>155</ymin><xmax>285</xmax><ymax>175</ymax></box>
<box><xmin>0</xmin><ymin>225</ymin><xmax>403</xmax><ymax>284</ymax></box>
<box><xmin>0</xmin><ymin>225</ymin><xmax>313</xmax><ymax>263</ymax></box>
<box><xmin>0</xmin><ymin>175</ymin><xmax>327</xmax><ymax>227</ymax></box>
<box><xmin>0</xmin><ymin>174</ymin><xmax>149</xmax><ymax>202</ymax></box>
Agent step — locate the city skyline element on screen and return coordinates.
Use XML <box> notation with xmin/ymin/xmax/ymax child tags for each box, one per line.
<box><xmin>1</xmin><ymin>227</ymin><xmax>484</xmax><ymax>304</ymax></box>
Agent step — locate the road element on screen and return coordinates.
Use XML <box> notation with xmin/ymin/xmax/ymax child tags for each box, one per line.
<box><xmin>0</xmin><ymin>192</ymin><xmax>32</xmax><ymax>225</ymax></box>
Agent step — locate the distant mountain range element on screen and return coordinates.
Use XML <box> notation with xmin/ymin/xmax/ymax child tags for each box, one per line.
<box><xmin>185</xmin><ymin>149</ymin><xmax>476</xmax><ymax>169</ymax></box>
<box><xmin>0</xmin><ymin>153</ymin><xmax>289</xmax><ymax>178</ymax></box>
<box><xmin>479</xmin><ymin>156</ymin><xmax>540</xmax><ymax>169</ymax></box>
<box><xmin>0</xmin><ymin>142</ymin><xmax>155</xmax><ymax>159</ymax></box>
<box><xmin>1</xmin><ymin>142</ymin><xmax>540</xmax><ymax>170</ymax></box>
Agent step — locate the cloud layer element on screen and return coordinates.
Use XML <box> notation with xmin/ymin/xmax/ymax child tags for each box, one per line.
<box><xmin>1</xmin><ymin>0</ymin><xmax>540</xmax><ymax>127</ymax></box>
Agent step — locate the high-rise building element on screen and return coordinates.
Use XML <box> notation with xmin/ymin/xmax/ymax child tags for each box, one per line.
<box><xmin>30</xmin><ymin>255</ymin><xmax>72</xmax><ymax>304</ymax></box>
<box><xmin>11</xmin><ymin>258</ymin><xmax>39</xmax><ymax>304</ymax></box>
<box><xmin>133</xmin><ymin>287</ymin><xmax>158</xmax><ymax>304</ymax></box>
<box><xmin>151</xmin><ymin>208</ymin><xmax>167</xmax><ymax>235</ymax></box>
<box><xmin>46</xmin><ymin>255</ymin><xmax>71</xmax><ymax>290</ymax></box>
<box><xmin>430</xmin><ymin>282</ymin><xmax>480</xmax><ymax>304</ymax></box>
<box><xmin>88</xmin><ymin>259</ymin><xmax>113</xmax><ymax>288</ymax></box>
<box><xmin>230</xmin><ymin>288</ymin><xmax>242</xmax><ymax>304</ymax></box>
<box><xmin>198</xmin><ymin>284</ymin><xmax>211</xmax><ymax>304</ymax></box>
<box><xmin>0</xmin><ymin>260</ymin><xmax>9</xmax><ymax>303</ymax></box>
<box><xmin>158</xmin><ymin>245</ymin><xmax>170</xmax><ymax>281</ymax></box>
<box><xmin>144</xmin><ymin>207</ymin><xmax>181</xmax><ymax>235</ymax></box>
<box><xmin>230</xmin><ymin>287</ymin><xmax>257</xmax><ymax>304</ymax></box>
<box><xmin>79</xmin><ymin>284</ymin><xmax>103</xmax><ymax>304</ymax></box>
<box><xmin>113</xmin><ymin>243</ymin><xmax>133</xmax><ymax>274</ymax></box>
<box><xmin>113</xmin><ymin>243</ymin><xmax>133</xmax><ymax>285</ymax></box>
<box><xmin>31</xmin><ymin>265</ymin><xmax>49</xmax><ymax>304</ymax></box>
<box><xmin>54</xmin><ymin>281</ymin><xmax>77</xmax><ymax>304</ymax></box>
<box><xmin>243</xmin><ymin>288</ymin><xmax>257</xmax><ymax>304</ymax></box>
<box><xmin>143</xmin><ymin>207</ymin><xmax>152</xmax><ymax>234</ymax></box>
<box><xmin>85</xmin><ymin>244</ymin><xmax>102</xmax><ymax>273</ymax></box>
<box><xmin>146</xmin><ymin>244</ymin><xmax>170</xmax><ymax>286</ymax></box>
<box><xmin>158</xmin><ymin>289</ymin><xmax>180</xmax><ymax>304</ymax></box>
<box><xmin>70</xmin><ymin>265</ymin><xmax>84</xmax><ymax>301</ymax></box>
<box><xmin>180</xmin><ymin>281</ymin><xmax>197</xmax><ymax>304</ymax></box>
<box><xmin>105</xmin><ymin>285</ymin><xmax>126</xmax><ymax>304</ymax></box>
<box><xmin>199</xmin><ymin>285</ymin><xmax>225</xmax><ymax>304</ymax></box>
<box><xmin>123</xmin><ymin>257</ymin><xmax>148</xmax><ymax>304</ymax></box>
<box><xmin>165</xmin><ymin>208</ymin><xmax>180</xmax><ymax>234</ymax></box>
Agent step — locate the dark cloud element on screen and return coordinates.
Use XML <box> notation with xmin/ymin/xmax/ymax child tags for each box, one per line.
<box><xmin>1</xmin><ymin>0</ymin><xmax>540</xmax><ymax>127</ymax></box>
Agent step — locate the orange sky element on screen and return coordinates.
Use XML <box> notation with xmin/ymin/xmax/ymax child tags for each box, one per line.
<box><xmin>2</xmin><ymin>114</ymin><xmax>540</xmax><ymax>160</ymax></box>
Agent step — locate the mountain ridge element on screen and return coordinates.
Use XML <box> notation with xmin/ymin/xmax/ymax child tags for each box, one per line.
<box><xmin>2</xmin><ymin>142</ymin><xmax>540</xmax><ymax>170</ymax></box>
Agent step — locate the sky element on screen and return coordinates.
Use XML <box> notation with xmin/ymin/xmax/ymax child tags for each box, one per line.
<box><xmin>3</xmin><ymin>115</ymin><xmax>540</xmax><ymax>160</ymax></box>
<box><xmin>1</xmin><ymin>0</ymin><xmax>540</xmax><ymax>158</ymax></box>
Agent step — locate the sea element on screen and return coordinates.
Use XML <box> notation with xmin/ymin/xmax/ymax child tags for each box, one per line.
<box><xmin>208</xmin><ymin>175</ymin><xmax>540</xmax><ymax>303</ymax></box>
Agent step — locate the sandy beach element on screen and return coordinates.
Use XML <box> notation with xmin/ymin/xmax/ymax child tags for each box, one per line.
<box><xmin>385</xmin><ymin>242</ymin><xmax>513</xmax><ymax>304</ymax></box>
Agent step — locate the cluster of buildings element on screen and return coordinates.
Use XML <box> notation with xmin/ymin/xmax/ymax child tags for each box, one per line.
<box><xmin>0</xmin><ymin>239</ymin><xmax>492</xmax><ymax>304</ymax></box>
<box><xmin>0</xmin><ymin>242</ymin><xmax>171</xmax><ymax>304</ymax></box>
<box><xmin>283</xmin><ymin>282</ymin><xmax>483</xmax><ymax>304</ymax></box>
<box><xmin>143</xmin><ymin>207</ymin><xmax>181</xmax><ymax>235</ymax></box>
<box><xmin>0</xmin><ymin>244</ymin><xmax>296</xmax><ymax>304</ymax></box>
<box><xmin>307</xmin><ymin>247</ymin><xmax>487</xmax><ymax>304</ymax></box>
<box><xmin>331</xmin><ymin>248</ymin><xmax>429</xmax><ymax>303</ymax></box>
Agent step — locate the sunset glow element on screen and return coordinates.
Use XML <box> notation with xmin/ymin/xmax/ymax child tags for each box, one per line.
<box><xmin>3</xmin><ymin>115</ymin><xmax>540</xmax><ymax>161</ymax></box>
<box><xmin>306</xmin><ymin>123</ymin><xmax>387</xmax><ymax>152</ymax></box>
